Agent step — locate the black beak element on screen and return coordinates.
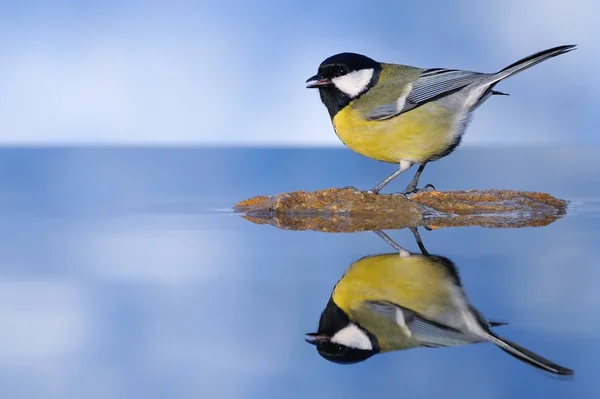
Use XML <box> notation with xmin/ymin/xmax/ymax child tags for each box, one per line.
<box><xmin>305</xmin><ymin>332</ymin><xmax>330</xmax><ymax>345</ymax></box>
<box><xmin>306</xmin><ymin>74</ymin><xmax>331</xmax><ymax>88</ymax></box>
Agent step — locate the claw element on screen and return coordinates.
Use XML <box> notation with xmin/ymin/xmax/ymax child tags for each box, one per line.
<box><xmin>402</xmin><ymin>183</ymin><xmax>436</xmax><ymax>196</ymax></box>
<box><xmin>376</xmin><ymin>182</ymin><xmax>436</xmax><ymax>198</ymax></box>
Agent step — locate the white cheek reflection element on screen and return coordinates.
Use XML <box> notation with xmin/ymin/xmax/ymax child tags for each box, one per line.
<box><xmin>332</xmin><ymin>68</ymin><xmax>374</xmax><ymax>97</ymax></box>
<box><xmin>330</xmin><ymin>323</ymin><xmax>372</xmax><ymax>350</ymax></box>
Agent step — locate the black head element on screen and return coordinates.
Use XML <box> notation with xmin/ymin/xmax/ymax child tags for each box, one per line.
<box><xmin>306</xmin><ymin>52</ymin><xmax>381</xmax><ymax>118</ymax></box>
<box><xmin>305</xmin><ymin>298</ymin><xmax>379</xmax><ymax>365</ymax></box>
<box><xmin>307</xmin><ymin>52</ymin><xmax>381</xmax><ymax>86</ymax></box>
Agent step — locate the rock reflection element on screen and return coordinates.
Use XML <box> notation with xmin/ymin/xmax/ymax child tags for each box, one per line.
<box><xmin>305</xmin><ymin>228</ymin><xmax>574</xmax><ymax>376</ymax></box>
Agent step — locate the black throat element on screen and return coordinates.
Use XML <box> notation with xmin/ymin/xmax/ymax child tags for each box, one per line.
<box><xmin>318</xmin><ymin>68</ymin><xmax>381</xmax><ymax>119</ymax></box>
<box><xmin>317</xmin><ymin>298</ymin><xmax>378</xmax><ymax>350</ymax></box>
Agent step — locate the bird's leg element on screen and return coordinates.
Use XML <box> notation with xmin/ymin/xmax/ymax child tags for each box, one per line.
<box><xmin>374</xmin><ymin>230</ymin><xmax>403</xmax><ymax>251</ymax></box>
<box><xmin>374</xmin><ymin>230</ymin><xmax>411</xmax><ymax>258</ymax></box>
<box><xmin>409</xmin><ymin>226</ymin><xmax>429</xmax><ymax>255</ymax></box>
<box><xmin>401</xmin><ymin>163</ymin><xmax>435</xmax><ymax>195</ymax></box>
<box><xmin>369</xmin><ymin>160</ymin><xmax>413</xmax><ymax>194</ymax></box>
<box><xmin>403</xmin><ymin>163</ymin><xmax>426</xmax><ymax>193</ymax></box>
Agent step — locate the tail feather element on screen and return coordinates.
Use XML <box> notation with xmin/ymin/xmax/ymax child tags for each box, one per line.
<box><xmin>487</xmin><ymin>332</ymin><xmax>574</xmax><ymax>376</ymax></box>
<box><xmin>488</xmin><ymin>44</ymin><xmax>577</xmax><ymax>87</ymax></box>
<box><xmin>466</xmin><ymin>45</ymin><xmax>575</xmax><ymax>109</ymax></box>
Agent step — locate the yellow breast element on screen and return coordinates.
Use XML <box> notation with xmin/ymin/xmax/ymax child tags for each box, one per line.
<box><xmin>332</xmin><ymin>102</ymin><xmax>460</xmax><ymax>164</ymax></box>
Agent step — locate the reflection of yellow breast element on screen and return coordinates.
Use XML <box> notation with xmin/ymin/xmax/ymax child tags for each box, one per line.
<box><xmin>332</xmin><ymin>103</ymin><xmax>458</xmax><ymax>164</ymax></box>
<box><xmin>332</xmin><ymin>254</ymin><xmax>454</xmax><ymax>316</ymax></box>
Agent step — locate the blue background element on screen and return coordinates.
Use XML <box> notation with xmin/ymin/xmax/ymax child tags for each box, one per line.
<box><xmin>0</xmin><ymin>0</ymin><xmax>596</xmax><ymax>145</ymax></box>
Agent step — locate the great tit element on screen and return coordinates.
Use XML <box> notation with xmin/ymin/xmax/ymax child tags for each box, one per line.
<box><xmin>306</xmin><ymin>45</ymin><xmax>576</xmax><ymax>194</ymax></box>
<box><xmin>305</xmin><ymin>229</ymin><xmax>574</xmax><ymax>376</ymax></box>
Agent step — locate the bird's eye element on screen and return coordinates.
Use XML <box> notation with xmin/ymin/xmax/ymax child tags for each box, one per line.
<box><xmin>318</xmin><ymin>342</ymin><xmax>348</xmax><ymax>356</ymax></box>
<box><xmin>337</xmin><ymin>67</ymin><xmax>346</xmax><ymax>76</ymax></box>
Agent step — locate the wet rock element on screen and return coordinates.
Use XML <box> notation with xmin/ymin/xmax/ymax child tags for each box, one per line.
<box><xmin>233</xmin><ymin>188</ymin><xmax>569</xmax><ymax>232</ymax></box>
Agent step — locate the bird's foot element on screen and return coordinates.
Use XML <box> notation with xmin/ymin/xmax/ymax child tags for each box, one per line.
<box><xmin>414</xmin><ymin>183</ymin><xmax>436</xmax><ymax>194</ymax></box>
<box><xmin>394</xmin><ymin>183</ymin><xmax>436</xmax><ymax>198</ymax></box>
<box><xmin>364</xmin><ymin>188</ymin><xmax>382</xmax><ymax>195</ymax></box>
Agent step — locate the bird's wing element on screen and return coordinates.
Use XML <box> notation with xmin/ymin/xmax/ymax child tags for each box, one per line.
<box><xmin>365</xmin><ymin>68</ymin><xmax>489</xmax><ymax>121</ymax></box>
<box><xmin>365</xmin><ymin>300</ymin><xmax>480</xmax><ymax>347</ymax></box>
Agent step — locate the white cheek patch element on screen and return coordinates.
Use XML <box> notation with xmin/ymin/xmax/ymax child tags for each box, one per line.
<box><xmin>332</xmin><ymin>68</ymin><xmax>374</xmax><ymax>98</ymax></box>
<box><xmin>330</xmin><ymin>324</ymin><xmax>372</xmax><ymax>350</ymax></box>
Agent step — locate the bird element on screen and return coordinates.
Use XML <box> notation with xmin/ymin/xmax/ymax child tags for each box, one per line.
<box><xmin>305</xmin><ymin>229</ymin><xmax>574</xmax><ymax>376</ymax></box>
<box><xmin>305</xmin><ymin>45</ymin><xmax>577</xmax><ymax>195</ymax></box>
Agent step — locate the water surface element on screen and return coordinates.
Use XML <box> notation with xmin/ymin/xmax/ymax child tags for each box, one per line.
<box><xmin>0</xmin><ymin>147</ymin><xmax>598</xmax><ymax>398</ymax></box>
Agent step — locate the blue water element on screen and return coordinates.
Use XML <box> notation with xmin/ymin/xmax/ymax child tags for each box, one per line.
<box><xmin>0</xmin><ymin>147</ymin><xmax>598</xmax><ymax>398</ymax></box>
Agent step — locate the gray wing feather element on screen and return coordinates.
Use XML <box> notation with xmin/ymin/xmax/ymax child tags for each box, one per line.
<box><xmin>366</xmin><ymin>68</ymin><xmax>490</xmax><ymax>121</ymax></box>
<box><xmin>365</xmin><ymin>300</ymin><xmax>480</xmax><ymax>347</ymax></box>
<box><xmin>406</xmin><ymin>69</ymin><xmax>488</xmax><ymax>104</ymax></box>
<box><xmin>364</xmin><ymin>103</ymin><xmax>399</xmax><ymax>120</ymax></box>
<box><xmin>365</xmin><ymin>300</ymin><xmax>398</xmax><ymax>319</ymax></box>
<box><xmin>404</xmin><ymin>311</ymin><xmax>479</xmax><ymax>347</ymax></box>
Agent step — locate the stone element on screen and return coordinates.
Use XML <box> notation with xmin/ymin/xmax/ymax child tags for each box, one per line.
<box><xmin>233</xmin><ymin>188</ymin><xmax>569</xmax><ymax>232</ymax></box>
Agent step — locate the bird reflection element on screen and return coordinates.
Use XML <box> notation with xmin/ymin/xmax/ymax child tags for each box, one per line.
<box><xmin>306</xmin><ymin>228</ymin><xmax>574</xmax><ymax>376</ymax></box>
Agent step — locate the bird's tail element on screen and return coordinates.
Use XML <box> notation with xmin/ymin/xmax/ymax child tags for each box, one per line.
<box><xmin>487</xmin><ymin>331</ymin><xmax>574</xmax><ymax>376</ymax></box>
<box><xmin>488</xmin><ymin>44</ymin><xmax>576</xmax><ymax>87</ymax></box>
